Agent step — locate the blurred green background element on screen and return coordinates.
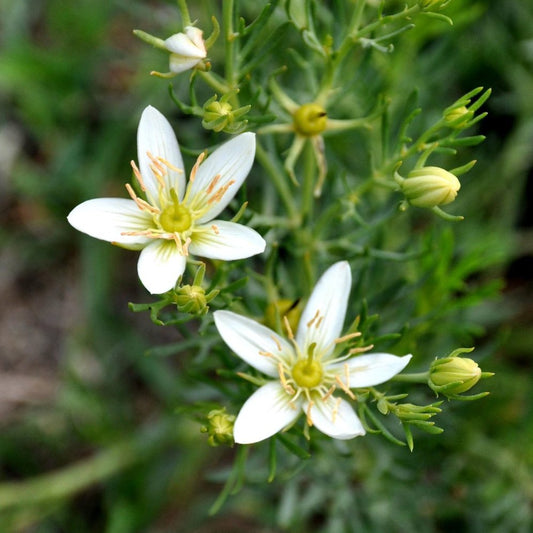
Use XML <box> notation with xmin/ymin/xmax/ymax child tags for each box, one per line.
<box><xmin>0</xmin><ymin>0</ymin><xmax>532</xmax><ymax>531</ymax></box>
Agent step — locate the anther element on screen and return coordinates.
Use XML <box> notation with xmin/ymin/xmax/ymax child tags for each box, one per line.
<box><xmin>335</xmin><ymin>374</ymin><xmax>355</xmax><ymax>400</ymax></box>
<box><xmin>349</xmin><ymin>344</ymin><xmax>374</xmax><ymax>355</ymax></box>
<box><xmin>307</xmin><ymin>309</ymin><xmax>320</xmax><ymax>328</ymax></box>
<box><xmin>331</xmin><ymin>397</ymin><xmax>341</xmax><ymax>423</ymax></box>
<box><xmin>206</xmin><ymin>174</ymin><xmax>221</xmax><ymax>195</ymax></box>
<box><xmin>283</xmin><ymin>316</ymin><xmax>295</xmax><ymax>340</ymax></box>
<box><xmin>306</xmin><ymin>401</ymin><xmax>315</xmax><ymax>426</ymax></box>
<box><xmin>270</xmin><ymin>335</ymin><xmax>282</xmax><ymax>352</ymax></box>
<box><xmin>130</xmin><ymin>160</ymin><xmax>147</xmax><ymax>191</ymax></box>
<box><xmin>321</xmin><ymin>384</ymin><xmax>336</xmax><ymax>401</ymax></box>
<box><xmin>334</xmin><ymin>332</ymin><xmax>362</xmax><ymax>344</ymax></box>
<box><xmin>211</xmin><ymin>224</ymin><xmax>219</xmax><ymax>234</ymax></box>
<box><xmin>189</xmin><ymin>152</ymin><xmax>206</xmax><ymax>184</ymax></box>
<box><xmin>125</xmin><ymin>183</ymin><xmax>160</xmax><ymax>213</ymax></box>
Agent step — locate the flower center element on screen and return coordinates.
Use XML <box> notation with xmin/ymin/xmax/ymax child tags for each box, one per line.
<box><xmin>292</xmin><ymin>359</ymin><xmax>324</xmax><ymax>389</ymax></box>
<box><xmin>159</xmin><ymin>189</ymin><xmax>192</xmax><ymax>233</ymax></box>
<box><xmin>293</xmin><ymin>103</ymin><xmax>327</xmax><ymax>137</ymax></box>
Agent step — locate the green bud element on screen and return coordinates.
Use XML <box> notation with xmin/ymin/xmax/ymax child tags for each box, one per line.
<box><xmin>200</xmin><ymin>408</ymin><xmax>236</xmax><ymax>447</ymax></box>
<box><xmin>174</xmin><ymin>284</ymin><xmax>217</xmax><ymax>315</ymax></box>
<box><xmin>443</xmin><ymin>105</ymin><xmax>471</xmax><ymax>128</ymax></box>
<box><xmin>429</xmin><ymin>356</ymin><xmax>481</xmax><ymax>394</ymax></box>
<box><xmin>397</xmin><ymin>166</ymin><xmax>460</xmax><ymax>208</ymax></box>
<box><xmin>293</xmin><ymin>103</ymin><xmax>327</xmax><ymax>137</ymax></box>
<box><xmin>202</xmin><ymin>93</ymin><xmax>250</xmax><ymax>134</ymax></box>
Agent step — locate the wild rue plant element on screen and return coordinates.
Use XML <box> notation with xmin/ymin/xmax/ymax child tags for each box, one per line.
<box><xmin>68</xmin><ymin>0</ymin><xmax>494</xmax><ymax>518</ymax></box>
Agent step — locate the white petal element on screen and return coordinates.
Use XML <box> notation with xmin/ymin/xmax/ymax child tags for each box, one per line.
<box><xmin>67</xmin><ymin>198</ymin><xmax>153</xmax><ymax>249</ymax></box>
<box><xmin>137</xmin><ymin>239</ymin><xmax>186</xmax><ymax>294</ymax></box>
<box><xmin>233</xmin><ymin>382</ymin><xmax>302</xmax><ymax>444</ymax></box>
<box><xmin>296</xmin><ymin>261</ymin><xmax>352</xmax><ymax>357</ymax></box>
<box><xmin>184</xmin><ymin>26</ymin><xmax>206</xmax><ymax>53</ymax></box>
<box><xmin>186</xmin><ymin>133</ymin><xmax>256</xmax><ymax>223</ymax></box>
<box><xmin>213</xmin><ymin>310</ymin><xmax>293</xmax><ymax>377</ymax></box>
<box><xmin>337</xmin><ymin>353</ymin><xmax>412</xmax><ymax>388</ymax></box>
<box><xmin>169</xmin><ymin>55</ymin><xmax>203</xmax><ymax>74</ymax></box>
<box><xmin>305</xmin><ymin>396</ymin><xmax>365</xmax><ymax>440</ymax></box>
<box><xmin>189</xmin><ymin>221</ymin><xmax>265</xmax><ymax>260</ymax></box>
<box><xmin>137</xmin><ymin>106</ymin><xmax>185</xmax><ymax>205</ymax></box>
<box><xmin>165</xmin><ymin>32</ymin><xmax>206</xmax><ymax>59</ymax></box>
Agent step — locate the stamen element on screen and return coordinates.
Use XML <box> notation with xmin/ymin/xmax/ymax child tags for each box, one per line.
<box><xmin>334</xmin><ymin>332</ymin><xmax>362</xmax><ymax>344</ymax></box>
<box><xmin>307</xmin><ymin>309</ymin><xmax>320</xmax><ymax>328</ymax></box>
<box><xmin>157</xmin><ymin>156</ymin><xmax>183</xmax><ymax>173</ymax></box>
<box><xmin>189</xmin><ymin>152</ymin><xmax>206</xmax><ymax>184</ymax></box>
<box><xmin>258</xmin><ymin>350</ymin><xmax>275</xmax><ymax>358</ymax></box>
<box><xmin>283</xmin><ymin>316</ymin><xmax>295</xmax><ymax>340</ymax></box>
<box><xmin>130</xmin><ymin>160</ymin><xmax>147</xmax><ymax>191</ymax></box>
<box><xmin>278</xmin><ymin>362</ymin><xmax>295</xmax><ymax>395</ymax></box>
<box><xmin>306</xmin><ymin>401</ymin><xmax>315</xmax><ymax>426</ymax></box>
<box><xmin>271</xmin><ymin>335</ymin><xmax>283</xmax><ymax>352</ymax></box>
<box><xmin>211</xmin><ymin>224</ymin><xmax>219</xmax><ymax>235</ymax></box>
<box><xmin>206</xmin><ymin>174</ymin><xmax>221</xmax><ymax>195</ymax></box>
<box><xmin>349</xmin><ymin>344</ymin><xmax>374</xmax><ymax>355</ymax></box>
<box><xmin>331</xmin><ymin>397</ymin><xmax>341</xmax><ymax>423</ymax></box>
<box><xmin>120</xmin><ymin>229</ymin><xmax>159</xmax><ymax>238</ymax></box>
<box><xmin>182</xmin><ymin>236</ymin><xmax>191</xmax><ymax>256</ymax></box>
<box><xmin>335</xmin><ymin>374</ymin><xmax>356</xmax><ymax>400</ymax></box>
<box><xmin>316</xmin><ymin>315</ymin><xmax>324</xmax><ymax>329</ymax></box>
<box><xmin>149</xmin><ymin>163</ymin><xmax>166</xmax><ymax>188</ymax></box>
<box><xmin>207</xmin><ymin>180</ymin><xmax>236</xmax><ymax>205</ymax></box>
<box><xmin>321</xmin><ymin>384</ymin><xmax>336</xmax><ymax>401</ymax></box>
<box><xmin>147</xmin><ymin>151</ymin><xmax>166</xmax><ymax>175</ymax></box>
<box><xmin>125</xmin><ymin>183</ymin><xmax>160</xmax><ymax>213</ymax></box>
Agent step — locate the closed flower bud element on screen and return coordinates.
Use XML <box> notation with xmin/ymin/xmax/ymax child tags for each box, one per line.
<box><xmin>293</xmin><ymin>103</ymin><xmax>328</xmax><ymax>137</ymax></box>
<box><xmin>200</xmin><ymin>408</ymin><xmax>236</xmax><ymax>447</ymax></box>
<box><xmin>174</xmin><ymin>284</ymin><xmax>217</xmax><ymax>315</ymax></box>
<box><xmin>443</xmin><ymin>105</ymin><xmax>471</xmax><ymax>128</ymax></box>
<box><xmin>398</xmin><ymin>166</ymin><xmax>460</xmax><ymax>208</ymax></box>
<box><xmin>429</xmin><ymin>356</ymin><xmax>481</xmax><ymax>394</ymax></box>
<box><xmin>202</xmin><ymin>94</ymin><xmax>251</xmax><ymax>134</ymax></box>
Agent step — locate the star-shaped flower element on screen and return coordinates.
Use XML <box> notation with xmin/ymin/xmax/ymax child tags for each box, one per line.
<box><xmin>214</xmin><ymin>261</ymin><xmax>412</xmax><ymax>444</ymax></box>
<box><xmin>68</xmin><ymin>106</ymin><xmax>265</xmax><ymax>294</ymax></box>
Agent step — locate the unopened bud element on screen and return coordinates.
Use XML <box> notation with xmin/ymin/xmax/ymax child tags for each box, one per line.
<box><xmin>174</xmin><ymin>284</ymin><xmax>216</xmax><ymax>315</ymax></box>
<box><xmin>397</xmin><ymin>166</ymin><xmax>460</xmax><ymax>208</ymax></box>
<box><xmin>293</xmin><ymin>103</ymin><xmax>327</xmax><ymax>137</ymax></box>
<box><xmin>429</xmin><ymin>356</ymin><xmax>481</xmax><ymax>395</ymax></box>
<box><xmin>200</xmin><ymin>408</ymin><xmax>236</xmax><ymax>447</ymax></box>
<box><xmin>202</xmin><ymin>94</ymin><xmax>250</xmax><ymax>134</ymax></box>
<box><xmin>443</xmin><ymin>105</ymin><xmax>471</xmax><ymax>128</ymax></box>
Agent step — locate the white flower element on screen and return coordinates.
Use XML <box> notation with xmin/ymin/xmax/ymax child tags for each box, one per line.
<box><xmin>214</xmin><ymin>261</ymin><xmax>412</xmax><ymax>444</ymax></box>
<box><xmin>164</xmin><ymin>26</ymin><xmax>207</xmax><ymax>74</ymax></box>
<box><xmin>68</xmin><ymin>105</ymin><xmax>265</xmax><ymax>294</ymax></box>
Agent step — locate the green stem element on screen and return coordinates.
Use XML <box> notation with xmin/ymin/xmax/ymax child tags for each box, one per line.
<box><xmin>223</xmin><ymin>0</ymin><xmax>239</xmax><ymax>106</ymax></box>
<box><xmin>198</xmin><ymin>71</ymin><xmax>231</xmax><ymax>94</ymax></box>
<box><xmin>256</xmin><ymin>141</ymin><xmax>299</xmax><ymax>221</ymax></box>
<box><xmin>301</xmin><ymin>141</ymin><xmax>315</xmax><ymax>222</ymax></box>
<box><xmin>392</xmin><ymin>371</ymin><xmax>430</xmax><ymax>383</ymax></box>
<box><xmin>177</xmin><ymin>0</ymin><xmax>192</xmax><ymax>27</ymax></box>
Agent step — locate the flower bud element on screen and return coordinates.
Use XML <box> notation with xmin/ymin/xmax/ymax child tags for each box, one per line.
<box><xmin>429</xmin><ymin>356</ymin><xmax>481</xmax><ymax>395</ymax></box>
<box><xmin>293</xmin><ymin>103</ymin><xmax>327</xmax><ymax>137</ymax></box>
<box><xmin>174</xmin><ymin>284</ymin><xmax>217</xmax><ymax>315</ymax></box>
<box><xmin>443</xmin><ymin>105</ymin><xmax>470</xmax><ymax>128</ymax></box>
<box><xmin>202</xmin><ymin>94</ymin><xmax>250</xmax><ymax>134</ymax></box>
<box><xmin>398</xmin><ymin>166</ymin><xmax>460</xmax><ymax>208</ymax></box>
<box><xmin>164</xmin><ymin>26</ymin><xmax>207</xmax><ymax>74</ymax></box>
<box><xmin>200</xmin><ymin>408</ymin><xmax>236</xmax><ymax>447</ymax></box>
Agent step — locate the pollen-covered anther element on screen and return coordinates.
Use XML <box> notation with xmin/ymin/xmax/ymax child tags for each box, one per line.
<box><xmin>306</xmin><ymin>401</ymin><xmax>315</xmax><ymax>426</ymax></box>
<box><xmin>206</xmin><ymin>174</ymin><xmax>221</xmax><ymax>195</ymax></box>
<box><xmin>207</xmin><ymin>180</ymin><xmax>236</xmax><ymax>205</ymax></box>
<box><xmin>349</xmin><ymin>344</ymin><xmax>374</xmax><ymax>355</ymax></box>
<box><xmin>334</xmin><ymin>332</ymin><xmax>362</xmax><ymax>344</ymax></box>
<box><xmin>271</xmin><ymin>335</ymin><xmax>283</xmax><ymax>352</ymax></box>
<box><xmin>258</xmin><ymin>350</ymin><xmax>275</xmax><ymax>358</ymax></box>
<box><xmin>321</xmin><ymin>384</ymin><xmax>336</xmax><ymax>401</ymax></box>
<box><xmin>278</xmin><ymin>362</ymin><xmax>295</xmax><ymax>395</ymax></box>
<box><xmin>124</xmin><ymin>183</ymin><xmax>160</xmax><ymax>213</ymax></box>
<box><xmin>307</xmin><ymin>309</ymin><xmax>320</xmax><ymax>328</ymax></box>
<box><xmin>182</xmin><ymin>236</ymin><xmax>191</xmax><ymax>255</ymax></box>
<box><xmin>335</xmin><ymin>375</ymin><xmax>355</xmax><ymax>400</ymax></box>
<box><xmin>211</xmin><ymin>224</ymin><xmax>220</xmax><ymax>235</ymax></box>
<box><xmin>283</xmin><ymin>315</ymin><xmax>295</xmax><ymax>340</ymax></box>
<box><xmin>130</xmin><ymin>160</ymin><xmax>148</xmax><ymax>191</ymax></box>
<box><xmin>189</xmin><ymin>152</ymin><xmax>206</xmax><ymax>184</ymax></box>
